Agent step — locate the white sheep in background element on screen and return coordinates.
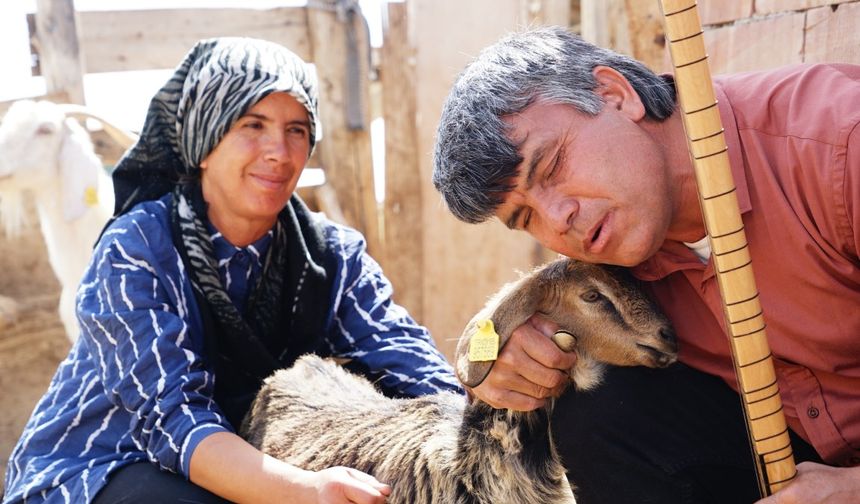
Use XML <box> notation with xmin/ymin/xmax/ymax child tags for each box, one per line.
<box><xmin>0</xmin><ymin>100</ymin><xmax>131</xmax><ymax>342</ymax></box>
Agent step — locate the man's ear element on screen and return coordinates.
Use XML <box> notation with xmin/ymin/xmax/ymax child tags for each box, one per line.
<box><xmin>592</xmin><ymin>65</ymin><xmax>646</xmax><ymax>121</ymax></box>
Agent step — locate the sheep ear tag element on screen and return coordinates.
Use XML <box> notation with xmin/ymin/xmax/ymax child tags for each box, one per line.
<box><xmin>468</xmin><ymin>319</ymin><xmax>499</xmax><ymax>362</ymax></box>
<box><xmin>83</xmin><ymin>186</ymin><xmax>99</xmax><ymax>207</ymax></box>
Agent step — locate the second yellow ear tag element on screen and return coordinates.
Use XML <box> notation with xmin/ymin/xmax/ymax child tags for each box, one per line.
<box><xmin>468</xmin><ymin>319</ymin><xmax>499</xmax><ymax>362</ymax></box>
<box><xmin>84</xmin><ymin>186</ymin><xmax>99</xmax><ymax>207</ymax></box>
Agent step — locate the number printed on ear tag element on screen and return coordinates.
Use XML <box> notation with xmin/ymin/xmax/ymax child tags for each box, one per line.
<box><xmin>468</xmin><ymin>319</ymin><xmax>500</xmax><ymax>362</ymax></box>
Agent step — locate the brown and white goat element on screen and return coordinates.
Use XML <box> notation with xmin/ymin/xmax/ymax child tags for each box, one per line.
<box><xmin>241</xmin><ymin>258</ymin><xmax>678</xmax><ymax>504</ymax></box>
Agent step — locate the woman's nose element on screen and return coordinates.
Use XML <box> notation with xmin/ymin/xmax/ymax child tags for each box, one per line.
<box><xmin>263</xmin><ymin>133</ymin><xmax>290</xmax><ymax>162</ymax></box>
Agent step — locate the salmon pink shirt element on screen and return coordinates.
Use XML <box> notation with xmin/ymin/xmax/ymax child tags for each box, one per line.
<box><xmin>632</xmin><ymin>64</ymin><xmax>860</xmax><ymax>467</ymax></box>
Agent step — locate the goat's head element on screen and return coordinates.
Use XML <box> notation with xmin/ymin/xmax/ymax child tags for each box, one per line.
<box><xmin>456</xmin><ymin>258</ymin><xmax>678</xmax><ymax>391</ymax></box>
<box><xmin>0</xmin><ymin>100</ymin><xmax>104</xmax><ymax>235</ymax></box>
<box><xmin>0</xmin><ymin>100</ymin><xmax>65</xmax><ymax>185</ymax></box>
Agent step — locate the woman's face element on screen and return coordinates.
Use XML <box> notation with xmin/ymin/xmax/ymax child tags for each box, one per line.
<box><xmin>200</xmin><ymin>92</ymin><xmax>311</xmax><ymax>245</ymax></box>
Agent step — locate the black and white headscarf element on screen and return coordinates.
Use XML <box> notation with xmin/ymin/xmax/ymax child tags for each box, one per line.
<box><xmin>112</xmin><ymin>37</ymin><xmax>322</xmax><ymax>214</ymax></box>
<box><xmin>110</xmin><ymin>38</ymin><xmax>335</xmax><ymax>427</ymax></box>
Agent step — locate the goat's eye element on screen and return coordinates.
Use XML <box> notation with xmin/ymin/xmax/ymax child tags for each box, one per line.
<box><xmin>581</xmin><ymin>290</ymin><xmax>601</xmax><ymax>303</ymax></box>
<box><xmin>35</xmin><ymin>123</ymin><xmax>56</xmax><ymax>135</ymax></box>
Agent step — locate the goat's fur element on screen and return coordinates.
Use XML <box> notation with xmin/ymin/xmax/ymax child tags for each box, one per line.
<box><xmin>241</xmin><ymin>258</ymin><xmax>678</xmax><ymax>504</ymax></box>
<box><xmin>0</xmin><ymin>100</ymin><xmax>117</xmax><ymax>341</ymax></box>
<box><xmin>0</xmin><ymin>294</ymin><xmax>20</xmax><ymax>330</ymax></box>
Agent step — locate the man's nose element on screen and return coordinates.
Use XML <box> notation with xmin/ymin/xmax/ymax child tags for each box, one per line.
<box><xmin>541</xmin><ymin>194</ymin><xmax>578</xmax><ymax>234</ymax></box>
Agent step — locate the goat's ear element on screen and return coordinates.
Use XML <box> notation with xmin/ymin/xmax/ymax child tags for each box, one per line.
<box><xmin>58</xmin><ymin>118</ymin><xmax>103</xmax><ymax>222</ymax></box>
<box><xmin>455</xmin><ymin>273</ymin><xmax>545</xmax><ymax>388</ymax></box>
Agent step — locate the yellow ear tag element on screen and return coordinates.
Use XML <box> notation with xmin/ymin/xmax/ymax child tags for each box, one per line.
<box><xmin>468</xmin><ymin>319</ymin><xmax>500</xmax><ymax>362</ymax></box>
<box><xmin>83</xmin><ymin>186</ymin><xmax>99</xmax><ymax>207</ymax></box>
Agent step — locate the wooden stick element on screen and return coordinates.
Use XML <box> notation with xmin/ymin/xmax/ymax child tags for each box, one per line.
<box><xmin>658</xmin><ymin>0</ymin><xmax>797</xmax><ymax>495</ymax></box>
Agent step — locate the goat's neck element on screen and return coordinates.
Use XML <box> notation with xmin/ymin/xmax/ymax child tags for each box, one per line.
<box><xmin>454</xmin><ymin>401</ymin><xmax>572</xmax><ymax>502</ymax></box>
<box><xmin>33</xmin><ymin>184</ymin><xmax>106</xmax><ymax>284</ymax></box>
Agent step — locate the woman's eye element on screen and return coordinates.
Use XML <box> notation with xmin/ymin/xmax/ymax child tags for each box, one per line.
<box><xmin>581</xmin><ymin>290</ymin><xmax>601</xmax><ymax>302</ymax></box>
<box><xmin>243</xmin><ymin>121</ymin><xmax>263</xmax><ymax>129</ymax></box>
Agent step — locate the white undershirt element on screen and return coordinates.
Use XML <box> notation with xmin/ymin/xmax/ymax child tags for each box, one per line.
<box><xmin>683</xmin><ymin>235</ymin><xmax>711</xmax><ymax>264</ymax></box>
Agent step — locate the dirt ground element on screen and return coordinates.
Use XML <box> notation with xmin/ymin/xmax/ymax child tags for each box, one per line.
<box><xmin>0</xmin><ymin>212</ymin><xmax>72</xmax><ymax>493</ymax></box>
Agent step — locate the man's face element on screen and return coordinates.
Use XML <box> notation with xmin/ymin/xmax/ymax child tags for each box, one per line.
<box><xmin>495</xmin><ymin>100</ymin><xmax>674</xmax><ymax>266</ymax></box>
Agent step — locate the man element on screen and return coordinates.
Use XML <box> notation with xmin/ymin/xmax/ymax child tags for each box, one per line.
<box><xmin>433</xmin><ymin>26</ymin><xmax>859</xmax><ymax>504</ymax></box>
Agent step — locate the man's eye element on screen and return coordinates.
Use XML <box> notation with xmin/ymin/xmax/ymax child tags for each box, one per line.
<box><xmin>546</xmin><ymin>147</ymin><xmax>564</xmax><ymax>180</ymax></box>
<box><xmin>243</xmin><ymin>121</ymin><xmax>263</xmax><ymax>129</ymax></box>
<box><xmin>522</xmin><ymin>210</ymin><xmax>532</xmax><ymax>229</ymax></box>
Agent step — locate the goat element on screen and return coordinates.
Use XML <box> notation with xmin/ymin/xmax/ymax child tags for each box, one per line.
<box><xmin>0</xmin><ymin>100</ymin><xmax>133</xmax><ymax>342</ymax></box>
<box><xmin>241</xmin><ymin>258</ymin><xmax>678</xmax><ymax>504</ymax></box>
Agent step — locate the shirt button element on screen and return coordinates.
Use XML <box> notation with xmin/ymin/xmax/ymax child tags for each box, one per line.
<box><xmin>807</xmin><ymin>406</ymin><xmax>819</xmax><ymax>419</ymax></box>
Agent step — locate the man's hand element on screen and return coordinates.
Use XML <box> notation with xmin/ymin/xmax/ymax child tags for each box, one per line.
<box><xmin>468</xmin><ymin>315</ymin><xmax>577</xmax><ymax>411</ymax></box>
<box><xmin>756</xmin><ymin>462</ymin><xmax>860</xmax><ymax>504</ymax></box>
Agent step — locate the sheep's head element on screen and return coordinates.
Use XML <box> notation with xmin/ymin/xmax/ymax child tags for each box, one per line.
<box><xmin>456</xmin><ymin>258</ymin><xmax>678</xmax><ymax>391</ymax></box>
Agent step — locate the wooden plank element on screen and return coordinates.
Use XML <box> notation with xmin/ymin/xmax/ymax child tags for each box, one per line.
<box><xmin>306</xmin><ymin>1</ymin><xmax>381</xmax><ymax>258</ymax></box>
<box><xmin>623</xmin><ymin>0</ymin><xmax>668</xmax><ymax>72</ymax></box>
<box><xmin>0</xmin><ymin>91</ymin><xmax>70</xmax><ymax>117</ymax></box>
<box><xmin>580</xmin><ymin>0</ymin><xmax>666</xmax><ymax>72</ymax></box>
<box><xmin>704</xmin><ymin>13</ymin><xmax>805</xmax><ymax>75</ymax></box>
<box><xmin>699</xmin><ymin>0</ymin><xmax>753</xmax><ymax>26</ymax></box>
<box><xmin>409</xmin><ymin>0</ymin><xmax>545</xmax><ymax>360</ymax></box>
<box><xmin>581</xmin><ymin>0</ymin><xmax>629</xmax><ymax>54</ymax></box>
<box><xmin>755</xmin><ymin>0</ymin><xmax>854</xmax><ymax>16</ymax></box>
<box><xmin>34</xmin><ymin>0</ymin><xmax>85</xmax><ymax>104</ymax></box>
<box><xmin>379</xmin><ymin>2</ymin><xmax>424</xmax><ymax>321</ymax></box>
<box><xmin>520</xmin><ymin>0</ymin><xmax>572</xmax><ymax>25</ymax></box>
<box><xmin>804</xmin><ymin>3</ymin><xmax>860</xmax><ymax>64</ymax></box>
<box><xmin>30</xmin><ymin>8</ymin><xmax>312</xmax><ymax>74</ymax></box>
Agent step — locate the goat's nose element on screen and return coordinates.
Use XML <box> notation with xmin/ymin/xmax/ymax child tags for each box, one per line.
<box><xmin>656</xmin><ymin>352</ymin><xmax>675</xmax><ymax>368</ymax></box>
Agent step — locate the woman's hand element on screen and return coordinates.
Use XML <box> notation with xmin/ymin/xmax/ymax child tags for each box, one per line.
<box><xmin>468</xmin><ymin>314</ymin><xmax>577</xmax><ymax>411</ymax></box>
<box><xmin>299</xmin><ymin>466</ymin><xmax>390</xmax><ymax>504</ymax></box>
<box><xmin>755</xmin><ymin>462</ymin><xmax>860</xmax><ymax>504</ymax></box>
<box><xmin>190</xmin><ymin>431</ymin><xmax>390</xmax><ymax>503</ymax></box>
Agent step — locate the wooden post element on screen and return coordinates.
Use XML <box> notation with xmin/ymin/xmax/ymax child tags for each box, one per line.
<box><xmin>34</xmin><ymin>0</ymin><xmax>85</xmax><ymax>104</ymax></box>
<box><xmin>306</xmin><ymin>0</ymin><xmax>381</xmax><ymax>259</ymax></box>
<box><xmin>401</xmin><ymin>0</ymin><xmax>568</xmax><ymax>359</ymax></box>
<box><xmin>580</xmin><ymin>0</ymin><xmax>666</xmax><ymax>71</ymax></box>
<box><xmin>380</xmin><ymin>1</ymin><xmax>424</xmax><ymax>320</ymax></box>
<box><xmin>31</xmin><ymin>8</ymin><xmax>313</xmax><ymax>74</ymax></box>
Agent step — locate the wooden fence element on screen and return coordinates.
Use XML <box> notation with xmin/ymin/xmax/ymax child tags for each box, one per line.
<box><xmin>581</xmin><ymin>0</ymin><xmax>860</xmax><ymax>75</ymax></box>
<box><xmin>18</xmin><ymin>0</ymin><xmax>857</xmax><ymax>359</ymax></box>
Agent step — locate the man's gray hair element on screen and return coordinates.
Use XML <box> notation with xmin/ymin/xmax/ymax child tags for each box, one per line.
<box><xmin>432</xmin><ymin>26</ymin><xmax>676</xmax><ymax>223</ymax></box>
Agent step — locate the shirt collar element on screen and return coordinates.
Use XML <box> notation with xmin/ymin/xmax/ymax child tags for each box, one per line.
<box><xmin>207</xmin><ymin>224</ymin><xmax>274</xmax><ymax>266</ymax></box>
<box><xmin>631</xmin><ymin>78</ymin><xmax>751</xmax><ymax>281</ymax></box>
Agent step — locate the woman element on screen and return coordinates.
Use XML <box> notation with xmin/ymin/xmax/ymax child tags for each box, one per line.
<box><xmin>3</xmin><ymin>38</ymin><xmax>461</xmax><ymax>503</ymax></box>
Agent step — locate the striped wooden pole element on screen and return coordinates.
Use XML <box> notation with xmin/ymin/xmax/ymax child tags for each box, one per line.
<box><xmin>658</xmin><ymin>0</ymin><xmax>797</xmax><ymax>495</ymax></box>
